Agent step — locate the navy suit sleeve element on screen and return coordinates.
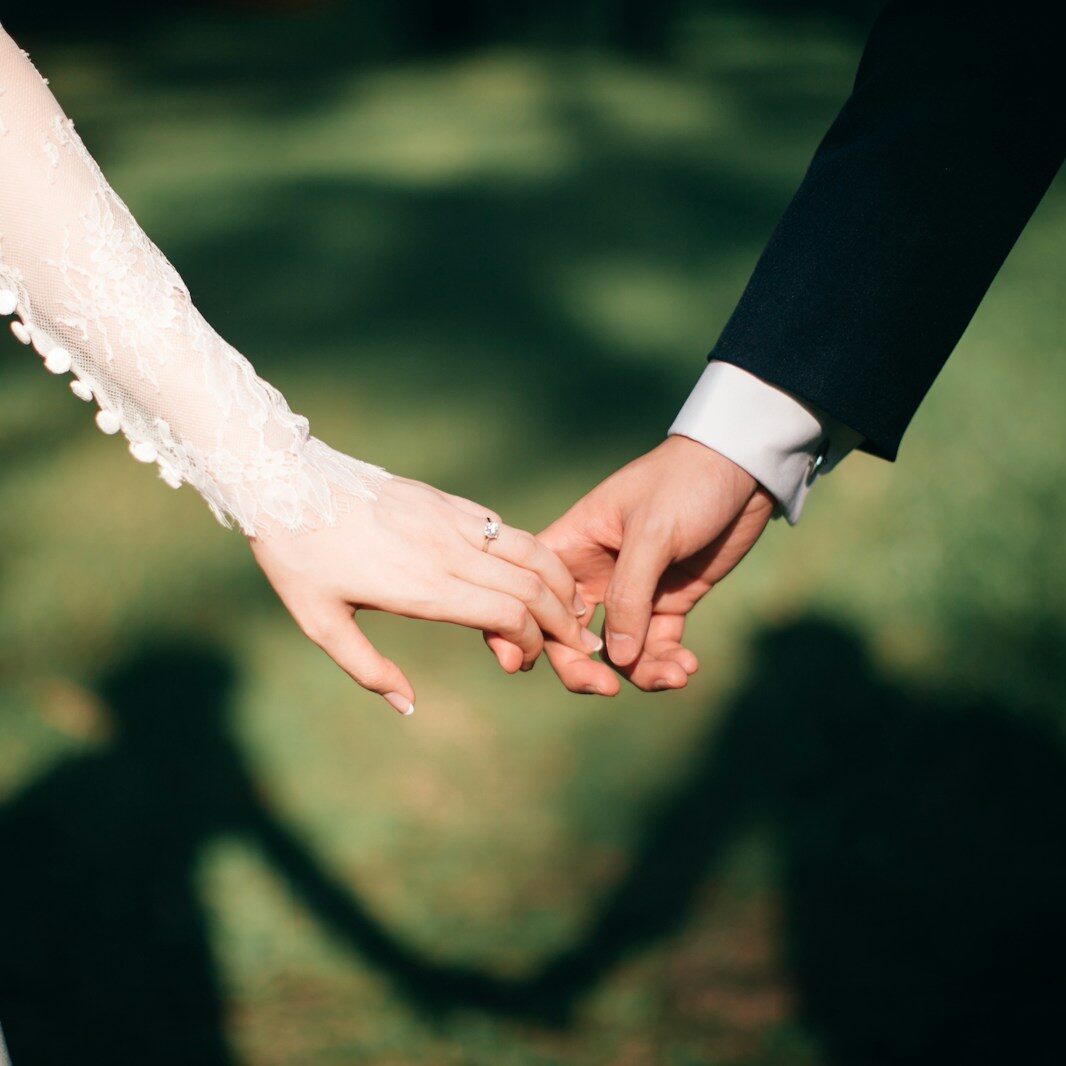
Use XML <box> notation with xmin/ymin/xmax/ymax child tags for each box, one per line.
<box><xmin>709</xmin><ymin>0</ymin><xmax>1065</xmax><ymax>460</ymax></box>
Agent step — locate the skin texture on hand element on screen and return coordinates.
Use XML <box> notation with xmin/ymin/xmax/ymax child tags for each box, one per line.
<box><xmin>531</xmin><ymin>436</ymin><xmax>775</xmax><ymax>695</ymax></box>
<box><xmin>249</xmin><ymin>476</ymin><xmax>600</xmax><ymax>716</ymax></box>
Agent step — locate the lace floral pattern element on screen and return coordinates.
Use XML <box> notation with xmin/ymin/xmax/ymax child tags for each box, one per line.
<box><xmin>0</xmin><ymin>26</ymin><xmax>388</xmax><ymax>535</ymax></box>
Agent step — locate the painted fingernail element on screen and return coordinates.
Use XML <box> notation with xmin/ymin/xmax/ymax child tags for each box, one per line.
<box><xmin>573</xmin><ymin>592</ymin><xmax>587</xmax><ymax>615</ymax></box>
<box><xmin>581</xmin><ymin>629</ymin><xmax>604</xmax><ymax>653</ymax></box>
<box><xmin>384</xmin><ymin>692</ymin><xmax>415</xmax><ymax>716</ymax></box>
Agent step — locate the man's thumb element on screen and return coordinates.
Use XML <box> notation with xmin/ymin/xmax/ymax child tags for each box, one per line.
<box><xmin>603</xmin><ymin>528</ymin><xmax>672</xmax><ymax>668</ymax></box>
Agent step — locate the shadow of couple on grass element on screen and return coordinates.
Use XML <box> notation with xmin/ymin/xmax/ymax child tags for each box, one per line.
<box><xmin>1</xmin><ymin>617</ymin><xmax>1064</xmax><ymax>1065</ymax></box>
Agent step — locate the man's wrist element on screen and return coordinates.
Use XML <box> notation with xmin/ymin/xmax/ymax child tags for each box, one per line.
<box><xmin>668</xmin><ymin>361</ymin><xmax>862</xmax><ymax>523</ymax></box>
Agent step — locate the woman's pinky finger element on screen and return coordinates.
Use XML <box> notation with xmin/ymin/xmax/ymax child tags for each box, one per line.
<box><xmin>457</xmin><ymin>550</ymin><xmax>598</xmax><ymax>655</ymax></box>
<box><xmin>484</xmin><ymin>631</ymin><xmax>525</xmax><ymax>674</ymax></box>
<box><xmin>444</xmin><ymin>583</ymin><xmax>544</xmax><ymax>669</ymax></box>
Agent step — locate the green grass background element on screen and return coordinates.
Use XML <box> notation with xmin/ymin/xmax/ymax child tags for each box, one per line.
<box><xmin>1</xmin><ymin>5</ymin><xmax>1063</xmax><ymax>1063</ymax></box>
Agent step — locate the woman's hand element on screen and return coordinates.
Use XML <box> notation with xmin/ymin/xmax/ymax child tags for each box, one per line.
<box><xmin>248</xmin><ymin>476</ymin><xmax>602</xmax><ymax>715</ymax></box>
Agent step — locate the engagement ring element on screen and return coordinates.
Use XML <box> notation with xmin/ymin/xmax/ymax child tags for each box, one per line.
<box><xmin>482</xmin><ymin>517</ymin><xmax>501</xmax><ymax>551</ymax></box>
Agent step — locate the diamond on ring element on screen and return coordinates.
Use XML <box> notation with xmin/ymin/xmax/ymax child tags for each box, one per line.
<box><xmin>482</xmin><ymin>517</ymin><xmax>501</xmax><ymax>550</ymax></box>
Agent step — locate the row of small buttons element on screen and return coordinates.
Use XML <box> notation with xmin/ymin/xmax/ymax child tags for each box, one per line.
<box><xmin>0</xmin><ymin>286</ymin><xmax>182</xmax><ymax>488</ymax></box>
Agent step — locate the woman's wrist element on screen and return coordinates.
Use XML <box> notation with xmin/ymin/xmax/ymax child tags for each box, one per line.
<box><xmin>195</xmin><ymin>434</ymin><xmax>391</xmax><ymax>537</ymax></box>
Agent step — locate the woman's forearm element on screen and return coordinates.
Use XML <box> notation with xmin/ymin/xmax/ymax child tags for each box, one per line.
<box><xmin>0</xmin><ymin>25</ymin><xmax>387</xmax><ymax>535</ymax></box>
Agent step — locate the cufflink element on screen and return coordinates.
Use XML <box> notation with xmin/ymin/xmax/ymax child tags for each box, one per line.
<box><xmin>806</xmin><ymin>439</ymin><xmax>830</xmax><ymax>485</ymax></box>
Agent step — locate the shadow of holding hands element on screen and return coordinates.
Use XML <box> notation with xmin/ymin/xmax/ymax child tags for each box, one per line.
<box><xmin>510</xmin><ymin>619</ymin><xmax>1066</xmax><ymax>1064</ymax></box>
<box><xmin>0</xmin><ymin>643</ymin><xmax>510</xmax><ymax>1064</ymax></box>
<box><xmin>1</xmin><ymin>619</ymin><xmax>1065</xmax><ymax>1064</ymax></box>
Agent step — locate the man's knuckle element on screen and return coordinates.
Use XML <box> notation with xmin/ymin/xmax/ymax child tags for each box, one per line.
<box><xmin>638</xmin><ymin>511</ymin><xmax>672</xmax><ymax>540</ymax></box>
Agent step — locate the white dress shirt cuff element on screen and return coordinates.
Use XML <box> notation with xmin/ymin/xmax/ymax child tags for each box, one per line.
<box><xmin>668</xmin><ymin>361</ymin><xmax>863</xmax><ymax>524</ymax></box>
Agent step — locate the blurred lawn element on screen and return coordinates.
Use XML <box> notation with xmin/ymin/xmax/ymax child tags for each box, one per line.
<box><xmin>1</xmin><ymin>5</ymin><xmax>1064</xmax><ymax>1065</ymax></box>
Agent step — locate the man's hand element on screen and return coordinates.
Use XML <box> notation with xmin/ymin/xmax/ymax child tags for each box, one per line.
<box><xmin>535</xmin><ymin>436</ymin><xmax>774</xmax><ymax>694</ymax></box>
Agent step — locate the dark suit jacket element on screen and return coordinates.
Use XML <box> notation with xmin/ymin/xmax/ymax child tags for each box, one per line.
<box><xmin>709</xmin><ymin>0</ymin><xmax>1065</xmax><ymax>460</ymax></box>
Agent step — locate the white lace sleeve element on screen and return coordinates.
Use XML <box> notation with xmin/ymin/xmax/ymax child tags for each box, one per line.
<box><xmin>0</xmin><ymin>27</ymin><xmax>388</xmax><ymax>535</ymax></box>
